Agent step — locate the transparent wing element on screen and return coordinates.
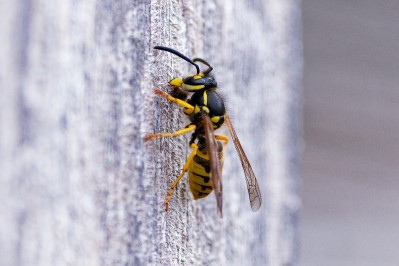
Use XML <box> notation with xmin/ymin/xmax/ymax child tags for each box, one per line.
<box><xmin>225</xmin><ymin>114</ymin><xmax>262</xmax><ymax>211</ymax></box>
<box><xmin>202</xmin><ymin>110</ymin><xmax>223</xmax><ymax>217</ymax></box>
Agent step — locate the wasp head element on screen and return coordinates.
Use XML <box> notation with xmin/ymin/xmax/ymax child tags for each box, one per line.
<box><xmin>154</xmin><ymin>46</ymin><xmax>217</xmax><ymax>91</ymax></box>
<box><xmin>182</xmin><ymin>74</ymin><xmax>217</xmax><ymax>92</ymax></box>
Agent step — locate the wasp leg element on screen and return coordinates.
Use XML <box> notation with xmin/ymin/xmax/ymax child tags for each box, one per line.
<box><xmin>145</xmin><ymin>124</ymin><xmax>196</xmax><ymax>141</ymax></box>
<box><xmin>216</xmin><ymin>135</ymin><xmax>229</xmax><ymax>146</ymax></box>
<box><xmin>154</xmin><ymin>89</ymin><xmax>194</xmax><ymax>113</ymax></box>
<box><xmin>165</xmin><ymin>143</ymin><xmax>198</xmax><ymax>211</ymax></box>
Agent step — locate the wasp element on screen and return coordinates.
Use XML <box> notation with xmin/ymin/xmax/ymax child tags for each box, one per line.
<box><xmin>145</xmin><ymin>46</ymin><xmax>261</xmax><ymax>217</ymax></box>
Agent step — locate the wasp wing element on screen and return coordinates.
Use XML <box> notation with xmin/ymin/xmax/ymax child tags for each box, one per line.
<box><xmin>202</xmin><ymin>110</ymin><xmax>223</xmax><ymax>218</ymax></box>
<box><xmin>225</xmin><ymin>114</ymin><xmax>262</xmax><ymax>211</ymax></box>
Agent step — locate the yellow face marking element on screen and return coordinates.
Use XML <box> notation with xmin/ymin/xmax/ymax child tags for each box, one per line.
<box><xmin>203</xmin><ymin>91</ymin><xmax>208</xmax><ymax>106</ymax></box>
<box><xmin>203</xmin><ymin>106</ymin><xmax>210</xmax><ymax>113</ymax></box>
<box><xmin>182</xmin><ymin>84</ymin><xmax>205</xmax><ymax>91</ymax></box>
<box><xmin>170</xmin><ymin>78</ymin><xmax>183</xmax><ymax>86</ymax></box>
<box><xmin>211</xmin><ymin>116</ymin><xmax>220</xmax><ymax>123</ymax></box>
<box><xmin>193</xmin><ymin>74</ymin><xmax>204</xmax><ymax>80</ymax></box>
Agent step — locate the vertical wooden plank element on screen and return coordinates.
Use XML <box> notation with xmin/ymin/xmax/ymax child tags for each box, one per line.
<box><xmin>0</xmin><ymin>0</ymin><xmax>302</xmax><ymax>265</ymax></box>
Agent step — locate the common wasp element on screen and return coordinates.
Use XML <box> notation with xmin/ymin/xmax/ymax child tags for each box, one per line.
<box><xmin>145</xmin><ymin>46</ymin><xmax>261</xmax><ymax>217</ymax></box>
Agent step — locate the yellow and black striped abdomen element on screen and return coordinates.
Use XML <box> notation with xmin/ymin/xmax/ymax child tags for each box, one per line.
<box><xmin>188</xmin><ymin>143</ymin><xmax>224</xmax><ymax>200</ymax></box>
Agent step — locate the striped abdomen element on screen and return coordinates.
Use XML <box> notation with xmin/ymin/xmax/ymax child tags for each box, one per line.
<box><xmin>188</xmin><ymin>140</ymin><xmax>224</xmax><ymax>200</ymax></box>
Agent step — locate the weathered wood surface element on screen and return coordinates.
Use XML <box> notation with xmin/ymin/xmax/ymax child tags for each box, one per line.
<box><xmin>0</xmin><ymin>0</ymin><xmax>302</xmax><ymax>265</ymax></box>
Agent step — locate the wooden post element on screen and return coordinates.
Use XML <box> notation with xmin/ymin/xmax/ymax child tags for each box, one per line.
<box><xmin>0</xmin><ymin>0</ymin><xmax>302</xmax><ymax>265</ymax></box>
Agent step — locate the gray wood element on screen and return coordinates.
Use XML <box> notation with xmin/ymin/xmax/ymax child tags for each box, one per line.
<box><xmin>0</xmin><ymin>0</ymin><xmax>302</xmax><ymax>265</ymax></box>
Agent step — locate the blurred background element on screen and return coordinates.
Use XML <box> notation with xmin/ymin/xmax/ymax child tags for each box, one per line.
<box><xmin>301</xmin><ymin>0</ymin><xmax>399</xmax><ymax>265</ymax></box>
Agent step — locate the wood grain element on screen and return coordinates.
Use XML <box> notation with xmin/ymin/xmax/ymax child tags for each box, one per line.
<box><xmin>0</xmin><ymin>0</ymin><xmax>302</xmax><ymax>265</ymax></box>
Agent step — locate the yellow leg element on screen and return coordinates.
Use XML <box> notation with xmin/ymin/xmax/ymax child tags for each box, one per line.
<box><xmin>165</xmin><ymin>143</ymin><xmax>198</xmax><ymax>211</ymax></box>
<box><xmin>145</xmin><ymin>125</ymin><xmax>196</xmax><ymax>141</ymax></box>
<box><xmin>155</xmin><ymin>89</ymin><xmax>194</xmax><ymax>113</ymax></box>
<box><xmin>216</xmin><ymin>135</ymin><xmax>229</xmax><ymax>146</ymax></box>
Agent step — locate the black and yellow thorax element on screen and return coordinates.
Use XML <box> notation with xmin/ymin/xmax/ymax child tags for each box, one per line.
<box><xmin>170</xmin><ymin>74</ymin><xmax>226</xmax><ymax>131</ymax></box>
<box><xmin>186</xmin><ymin>89</ymin><xmax>226</xmax><ymax>130</ymax></box>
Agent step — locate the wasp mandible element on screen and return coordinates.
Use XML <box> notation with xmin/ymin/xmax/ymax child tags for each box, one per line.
<box><xmin>145</xmin><ymin>46</ymin><xmax>261</xmax><ymax>217</ymax></box>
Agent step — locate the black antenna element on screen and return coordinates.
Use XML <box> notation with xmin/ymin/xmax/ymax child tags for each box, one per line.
<box><xmin>154</xmin><ymin>46</ymin><xmax>200</xmax><ymax>74</ymax></box>
<box><xmin>193</xmin><ymin>58</ymin><xmax>213</xmax><ymax>75</ymax></box>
